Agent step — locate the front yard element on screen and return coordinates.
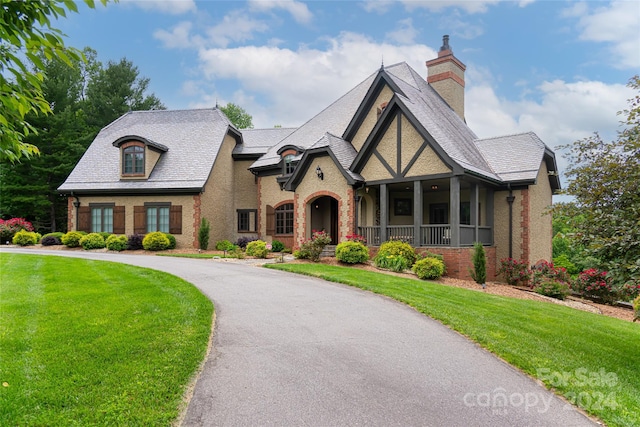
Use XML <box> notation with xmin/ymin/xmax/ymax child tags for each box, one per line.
<box><xmin>0</xmin><ymin>253</ymin><xmax>213</xmax><ymax>426</ymax></box>
<box><xmin>268</xmin><ymin>262</ymin><xmax>640</xmax><ymax>427</ymax></box>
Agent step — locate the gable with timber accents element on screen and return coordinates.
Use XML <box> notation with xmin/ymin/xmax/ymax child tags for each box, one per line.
<box><xmin>352</xmin><ymin>97</ymin><xmax>455</xmax><ymax>182</ymax></box>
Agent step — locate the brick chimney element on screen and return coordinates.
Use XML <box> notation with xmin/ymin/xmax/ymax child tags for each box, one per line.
<box><xmin>426</xmin><ymin>35</ymin><xmax>466</xmax><ymax>121</ymax></box>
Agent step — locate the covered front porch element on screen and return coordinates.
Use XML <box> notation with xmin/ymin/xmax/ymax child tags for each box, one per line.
<box><xmin>356</xmin><ymin>176</ymin><xmax>494</xmax><ymax>247</ymax></box>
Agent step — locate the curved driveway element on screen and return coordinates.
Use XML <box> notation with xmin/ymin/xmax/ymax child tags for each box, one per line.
<box><xmin>1</xmin><ymin>249</ymin><xmax>595</xmax><ymax>426</ymax></box>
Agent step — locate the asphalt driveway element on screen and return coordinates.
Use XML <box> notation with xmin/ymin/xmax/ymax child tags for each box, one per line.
<box><xmin>1</xmin><ymin>249</ymin><xmax>596</xmax><ymax>426</ymax></box>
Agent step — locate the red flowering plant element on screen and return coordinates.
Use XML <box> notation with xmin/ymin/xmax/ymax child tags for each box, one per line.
<box><xmin>531</xmin><ymin>260</ymin><xmax>571</xmax><ymax>288</ymax></box>
<box><xmin>296</xmin><ymin>230</ymin><xmax>332</xmax><ymax>262</ymax></box>
<box><xmin>497</xmin><ymin>258</ymin><xmax>531</xmax><ymax>287</ymax></box>
<box><xmin>0</xmin><ymin>218</ymin><xmax>34</xmax><ymax>243</ymax></box>
<box><xmin>571</xmin><ymin>268</ymin><xmax>619</xmax><ymax>304</ymax></box>
<box><xmin>345</xmin><ymin>233</ymin><xmax>367</xmax><ymax>245</ymax></box>
<box><xmin>619</xmin><ymin>281</ymin><xmax>640</xmax><ymax>302</ymax></box>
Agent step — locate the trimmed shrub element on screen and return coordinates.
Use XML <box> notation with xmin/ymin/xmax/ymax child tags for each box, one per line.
<box><xmin>40</xmin><ymin>235</ymin><xmax>62</xmax><ymax>246</ymax></box>
<box><xmin>12</xmin><ymin>230</ymin><xmax>38</xmax><ymax>246</ymax></box>
<box><xmin>271</xmin><ymin>240</ymin><xmax>285</xmax><ymax>252</ymax></box>
<box><xmin>142</xmin><ymin>232</ymin><xmax>170</xmax><ymax>251</ymax></box>
<box><xmin>106</xmin><ymin>234</ymin><xmax>128</xmax><ymax>252</ymax></box>
<box><xmin>165</xmin><ymin>233</ymin><xmax>177</xmax><ymax>249</ymax></box>
<box><xmin>235</xmin><ymin>236</ymin><xmax>257</xmax><ymax>249</ymax></box>
<box><xmin>335</xmin><ymin>241</ymin><xmax>369</xmax><ymax>264</ymax></box>
<box><xmin>216</xmin><ymin>239</ymin><xmax>235</xmax><ymax>252</ymax></box>
<box><xmin>571</xmin><ymin>268</ymin><xmax>618</xmax><ymax>304</ymax></box>
<box><xmin>298</xmin><ymin>230</ymin><xmax>332</xmax><ymax>262</ymax></box>
<box><xmin>127</xmin><ymin>234</ymin><xmax>145</xmax><ymax>250</ymax></box>
<box><xmin>413</xmin><ymin>257</ymin><xmax>445</xmax><ymax>280</ymax></box>
<box><xmin>198</xmin><ymin>218</ymin><xmax>210</xmax><ymax>250</ymax></box>
<box><xmin>42</xmin><ymin>232</ymin><xmax>64</xmax><ymax>240</ymax></box>
<box><xmin>535</xmin><ymin>281</ymin><xmax>570</xmax><ymax>300</ymax></box>
<box><xmin>0</xmin><ymin>218</ymin><xmax>34</xmax><ymax>243</ymax></box>
<box><xmin>469</xmin><ymin>242</ymin><xmax>486</xmax><ymax>285</ymax></box>
<box><xmin>246</xmin><ymin>240</ymin><xmax>268</xmax><ymax>258</ymax></box>
<box><xmin>294</xmin><ymin>248</ymin><xmax>311</xmax><ymax>260</ymax></box>
<box><xmin>98</xmin><ymin>232</ymin><xmax>112</xmax><ymax>240</ymax></box>
<box><xmin>374</xmin><ymin>240</ymin><xmax>417</xmax><ymax>272</ymax></box>
<box><xmin>80</xmin><ymin>233</ymin><xmax>106</xmax><ymax>250</ymax></box>
<box><xmin>61</xmin><ymin>231</ymin><xmax>84</xmax><ymax>248</ymax></box>
<box><xmin>497</xmin><ymin>258</ymin><xmax>531</xmax><ymax>287</ymax></box>
<box><xmin>633</xmin><ymin>296</ymin><xmax>640</xmax><ymax>322</ymax></box>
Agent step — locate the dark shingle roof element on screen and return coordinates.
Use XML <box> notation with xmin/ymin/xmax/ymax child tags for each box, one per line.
<box><xmin>59</xmin><ymin>108</ymin><xmax>233</xmax><ymax>193</ymax></box>
<box><xmin>233</xmin><ymin>127</ymin><xmax>296</xmax><ymax>156</ymax></box>
<box><xmin>249</xmin><ymin>71</ymin><xmax>377</xmax><ymax>170</ymax></box>
<box><xmin>474</xmin><ymin>132</ymin><xmax>550</xmax><ymax>183</ymax></box>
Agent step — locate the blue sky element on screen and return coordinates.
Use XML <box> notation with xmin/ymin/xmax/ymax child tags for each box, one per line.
<box><xmin>56</xmin><ymin>0</ymin><xmax>639</xmax><ymax>187</ymax></box>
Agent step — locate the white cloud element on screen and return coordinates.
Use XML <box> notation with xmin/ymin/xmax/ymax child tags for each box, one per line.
<box><xmin>439</xmin><ymin>13</ymin><xmax>484</xmax><ymax>39</ymax></box>
<box><xmin>196</xmin><ymin>32</ymin><xmax>436</xmax><ymax>127</ymax></box>
<box><xmin>363</xmin><ymin>0</ymin><xmax>533</xmax><ymax>14</ymax></box>
<box><xmin>361</xmin><ymin>0</ymin><xmax>396</xmax><ymax>14</ymax></box>
<box><xmin>205</xmin><ymin>10</ymin><xmax>270</xmax><ymax>48</ymax></box>
<box><xmin>154</xmin><ymin>21</ymin><xmax>196</xmax><ymax>49</ymax></box>
<box><xmin>568</xmin><ymin>0</ymin><xmax>640</xmax><ymax>69</ymax></box>
<box><xmin>248</xmin><ymin>0</ymin><xmax>313</xmax><ymax>24</ymax></box>
<box><xmin>122</xmin><ymin>0</ymin><xmax>196</xmax><ymax>15</ymax></box>
<box><xmin>385</xmin><ymin>18</ymin><xmax>419</xmax><ymax>44</ymax></box>
<box><xmin>466</xmin><ymin>72</ymin><xmax>633</xmax><ymax>188</ymax></box>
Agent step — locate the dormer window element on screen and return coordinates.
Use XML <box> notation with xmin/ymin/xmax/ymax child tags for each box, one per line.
<box><xmin>284</xmin><ymin>154</ymin><xmax>295</xmax><ymax>175</ymax></box>
<box><xmin>123</xmin><ymin>144</ymin><xmax>144</xmax><ymax>175</ymax></box>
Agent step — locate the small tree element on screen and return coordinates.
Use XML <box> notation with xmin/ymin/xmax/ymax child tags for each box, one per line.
<box><xmin>469</xmin><ymin>242</ymin><xmax>487</xmax><ymax>286</ymax></box>
<box><xmin>553</xmin><ymin>75</ymin><xmax>640</xmax><ymax>286</ymax></box>
<box><xmin>220</xmin><ymin>103</ymin><xmax>253</xmax><ymax>129</ymax></box>
<box><xmin>198</xmin><ymin>218</ymin><xmax>210</xmax><ymax>250</ymax></box>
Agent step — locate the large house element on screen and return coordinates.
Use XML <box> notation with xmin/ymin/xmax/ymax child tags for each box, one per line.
<box><xmin>59</xmin><ymin>36</ymin><xmax>560</xmax><ymax>280</ymax></box>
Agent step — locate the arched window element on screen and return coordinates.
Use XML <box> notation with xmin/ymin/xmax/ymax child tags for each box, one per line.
<box><xmin>275</xmin><ymin>203</ymin><xmax>294</xmax><ymax>235</ymax></box>
<box><xmin>123</xmin><ymin>145</ymin><xmax>144</xmax><ymax>175</ymax></box>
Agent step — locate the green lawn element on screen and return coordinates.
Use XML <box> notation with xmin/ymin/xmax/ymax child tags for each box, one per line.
<box><xmin>0</xmin><ymin>254</ymin><xmax>213</xmax><ymax>426</ymax></box>
<box><xmin>267</xmin><ymin>263</ymin><xmax>640</xmax><ymax>427</ymax></box>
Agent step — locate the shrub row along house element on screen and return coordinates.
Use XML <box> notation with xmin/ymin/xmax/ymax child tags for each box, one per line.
<box><xmin>59</xmin><ymin>36</ymin><xmax>560</xmax><ymax>280</ymax></box>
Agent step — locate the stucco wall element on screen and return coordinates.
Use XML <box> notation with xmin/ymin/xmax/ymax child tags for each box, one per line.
<box><xmin>73</xmin><ymin>194</ymin><xmax>196</xmax><ymax>248</ymax></box>
<box><xmin>361</xmin><ymin>116</ymin><xmax>397</xmax><ymax>182</ymax></box>
<box><xmin>528</xmin><ymin>162</ymin><xmax>553</xmax><ymax>264</ymax></box>
<box><xmin>402</xmin><ymin>116</ymin><xmax>451</xmax><ymax>177</ymax></box>
<box><xmin>200</xmin><ymin>134</ymin><xmax>237</xmax><ymax>246</ymax></box>
<box><xmin>258</xmin><ymin>175</ymin><xmax>288</xmax><ymax>241</ymax></box>
<box><xmin>494</xmin><ymin>188</ymin><xmax>524</xmax><ymax>266</ymax></box>
<box><xmin>351</xmin><ymin>85</ymin><xmax>394</xmax><ymax>152</ymax></box>
<box><xmin>231</xmin><ymin>159</ymin><xmax>259</xmax><ymax>241</ymax></box>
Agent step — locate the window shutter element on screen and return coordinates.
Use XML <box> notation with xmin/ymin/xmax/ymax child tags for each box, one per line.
<box><xmin>113</xmin><ymin>206</ymin><xmax>125</xmax><ymax>234</ymax></box>
<box><xmin>169</xmin><ymin>205</ymin><xmax>182</xmax><ymax>234</ymax></box>
<box><xmin>78</xmin><ymin>206</ymin><xmax>90</xmax><ymax>232</ymax></box>
<box><xmin>266</xmin><ymin>205</ymin><xmax>275</xmax><ymax>235</ymax></box>
<box><xmin>134</xmin><ymin>206</ymin><xmax>146</xmax><ymax>235</ymax></box>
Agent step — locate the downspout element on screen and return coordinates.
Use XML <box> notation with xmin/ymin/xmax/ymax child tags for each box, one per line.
<box><xmin>506</xmin><ymin>185</ymin><xmax>515</xmax><ymax>259</ymax></box>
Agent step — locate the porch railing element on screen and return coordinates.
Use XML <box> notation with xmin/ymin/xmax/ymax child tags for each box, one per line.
<box><xmin>358</xmin><ymin>226</ymin><xmax>380</xmax><ymax>246</ymax></box>
<box><xmin>420</xmin><ymin>225</ymin><xmax>451</xmax><ymax>246</ymax></box>
<box><xmin>358</xmin><ymin>225</ymin><xmax>492</xmax><ymax>247</ymax></box>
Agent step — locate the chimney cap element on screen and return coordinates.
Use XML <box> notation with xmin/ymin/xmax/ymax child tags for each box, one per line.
<box><xmin>439</xmin><ymin>35</ymin><xmax>451</xmax><ymax>53</ymax></box>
